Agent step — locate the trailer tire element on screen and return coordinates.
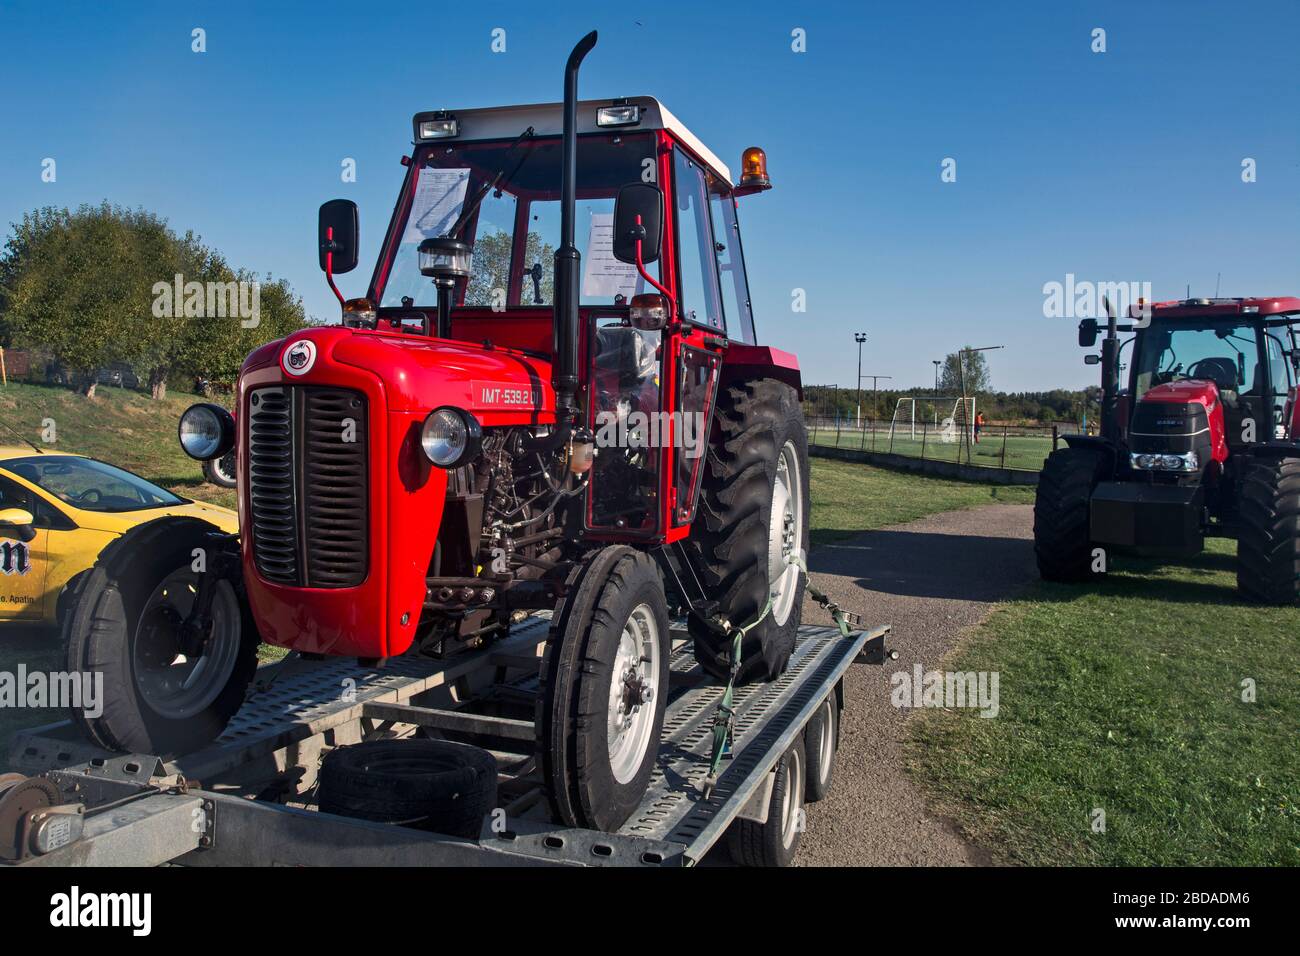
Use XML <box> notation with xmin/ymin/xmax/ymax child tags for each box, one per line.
<box><xmin>538</xmin><ymin>546</ymin><xmax>670</xmax><ymax>832</ymax></box>
<box><xmin>202</xmin><ymin>451</ymin><xmax>237</xmax><ymax>489</ymax></box>
<box><xmin>317</xmin><ymin>739</ymin><xmax>497</xmax><ymax>839</ymax></box>
<box><xmin>63</xmin><ymin>517</ymin><xmax>259</xmax><ymax>756</ymax></box>
<box><xmin>687</xmin><ymin>379</ymin><xmax>809</xmax><ymax>684</ymax></box>
<box><xmin>727</xmin><ymin>743</ymin><xmax>806</xmax><ymax>867</ymax></box>
<box><xmin>803</xmin><ymin>690</ymin><xmax>839</xmax><ymax>802</ymax></box>
<box><xmin>1033</xmin><ymin>446</ymin><xmax>1107</xmax><ymax>581</ymax></box>
<box><xmin>1237</xmin><ymin>456</ymin><xmax>1300</xmax><ymax>604</ymax></box>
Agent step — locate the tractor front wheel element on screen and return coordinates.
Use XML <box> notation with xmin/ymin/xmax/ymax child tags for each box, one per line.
<box><xmin>538</xmin><ymin>546</ymin><xmax>670</xmax><ymax>831</ymax></box>
<box><xmin>687</xmin><ymin>379</ymin><xmax>810</xmax><ymax>685</ymax></box>
<box><xmin>1237</xmin><ymin>456</ymin><xmax>1300</xmax><ymax>604</ymax></box>
<box><xmin>1033</xmin><ymin>446</ymin><xmax>1107</xmax><ymax>581</ymax></box>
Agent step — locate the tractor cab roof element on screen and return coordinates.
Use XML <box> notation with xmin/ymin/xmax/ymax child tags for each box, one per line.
<box><xmin>412</xmin><ymin>96</ymin><xmax>733</xmax><ymax>185</ymax></box>
<box><xmin>1137</xmin><ymin>296</ymin><xmax>1300</xmax><ymax>324</ymax></box>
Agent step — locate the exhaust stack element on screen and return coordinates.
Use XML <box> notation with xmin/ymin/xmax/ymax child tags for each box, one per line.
<box><xmin>552</xmin><ymin>30</ymin><xmax>597</xmax><ymax>422</ymax></box>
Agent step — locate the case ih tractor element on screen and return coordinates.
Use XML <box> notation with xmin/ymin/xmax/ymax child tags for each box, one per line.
<box><xmin>1035</xmin><ymin>295</ymin><xmax>1300</xmax><ymax>602</ymax></box>
<box><xmin>61</xmin><ymin>33</ymin><xmax>810</xmax><ymax>833</ymax></box>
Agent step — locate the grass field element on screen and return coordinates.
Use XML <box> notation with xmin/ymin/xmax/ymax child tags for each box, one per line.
<box><xmin>809</xmin><ymin>423</ymin><xmax>1055</xmax><ymax>472</ymax></box>
<box><xmin>909</xmin><ymin>541</ymin><xmax>1299</xmax><ymax>866</ymax></box>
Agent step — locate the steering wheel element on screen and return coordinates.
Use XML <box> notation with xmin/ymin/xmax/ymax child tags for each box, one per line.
<box><xmin>1187</xmin><ymin>358</ymin><xmax>1238</xmax><ymax>390</ymax></box>
<box><xmin>72</xmin><ymin>488</ymin><xmax>102</xmax><ymax>505</ymax></box>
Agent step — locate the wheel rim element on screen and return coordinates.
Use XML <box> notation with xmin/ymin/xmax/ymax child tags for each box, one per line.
<box><xmin>132</xmin><ymin>570</ymin><xmax>242</xmax><ymax>720</ymax></box>
<box><xmin>817</xmin><ymin>700</ymin><xmax>835</xmax><ymax>786</ymax></box>
<box><xmin>780</xmin><ymin>747</ymin><xmax>805</xmax><ymax>848</ymax></box>
<box><xmin>768</xmin><ymin>440</ymin><xmax>804</xmax><ymax>626</ymax></box>
<box><xmin>607</xmin><ymin>603</ymin><xmax>660</xmax><ymax>785</ymax></box>
<box><xmin>215</xmin><ymin>452</ymin><xmax>236</xmax><ymax>484</ymax></box>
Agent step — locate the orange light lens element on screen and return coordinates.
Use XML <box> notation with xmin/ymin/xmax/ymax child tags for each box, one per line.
<box><xmin>741</xmin><ymin>146</ymin><xmax>769</xmax><ymax>183</ymax></box>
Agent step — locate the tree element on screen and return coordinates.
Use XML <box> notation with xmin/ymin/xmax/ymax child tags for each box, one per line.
<box><xmin>939</xmin><ymin>347</ymin><xmax>992</xmax><ymax>395</ymax></box>
<box><xmin>465</xmin><ymin>230</ymin><xmax>554</xmax><ymax>307</ymax></box>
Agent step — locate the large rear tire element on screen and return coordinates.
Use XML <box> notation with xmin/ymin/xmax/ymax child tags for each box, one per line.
<box><xmin>1033</xmin><ymin>446</ymin><xmax>1107</xmax><ymax>581</ymax></box>
<box><xmin>687</xmin><ymin>379</ymin><xmax>810</xmax><ymax>684</ymax></box>
<box><xmin>63</xmin><ymin>518</ymin><xmax>259</xmax><ymax>756</ymax></box>
<box><xmin>538</xmin><ymin>547</ymin><xmax>670</xmax><ymax>832</ymax></box>
<box><xmin>1236</xmin><ymin>456</ymin><xmax>1300</xmax><ymax>604</ymax></box>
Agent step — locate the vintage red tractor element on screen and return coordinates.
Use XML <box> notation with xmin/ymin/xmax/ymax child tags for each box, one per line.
<box><xmin>62</xmin><ymin>33</ymin><xmax>810</xmax><ymax>832</ymax></box>
<box><xmin>1035</xmin><ymin>295</ymin><xmax>1300</xmax><ymax>601</ymax></box>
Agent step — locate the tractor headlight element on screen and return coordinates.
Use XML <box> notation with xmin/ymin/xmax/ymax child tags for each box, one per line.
<box><xmin>420</xmin><ymin>407</ymin><xmax>481</xmax><ymax>468</ymax></box>
<box><xmin>1130</xmin><ymin>451</ymin><xmax>1199</xmax><ymax>472</ymax></box>
<box><xmin>179</xmin><ymin>403</ymin><xmax>235</xmax><ymax>461</ymax></box>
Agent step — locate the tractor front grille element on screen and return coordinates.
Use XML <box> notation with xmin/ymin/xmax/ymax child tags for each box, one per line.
<box><xmin>247</xmin><ymin>385</ymin><xmax>369</xmax><ymax>588</ymax></box>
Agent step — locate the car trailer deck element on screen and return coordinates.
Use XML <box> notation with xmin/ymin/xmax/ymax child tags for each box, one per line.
<box><xmin>3</xmin><ymin>618</ymin><xmax>889</xmax><ymax>867</ymax></box>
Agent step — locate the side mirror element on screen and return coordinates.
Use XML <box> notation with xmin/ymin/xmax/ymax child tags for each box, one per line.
<box><xmin>0</xmin><ymin>508</ymin><xmax>36</xmax><ymax>543</ymax></box>
<box><xmin>318</xmin><ymin>200</ymin><xmax>359</xmax><ymax>274</ymax></box>
<box><xmin>1084</xmin><ymin>354</ymin><xmax>1101</xmax><ymax>366</ymax></box>
<box><xmin>1078</xmin><ymin>319</ymin><xmax>1099</xmax><ymax>348</ymax></box>
<box><xmin>612</xmin><ymin>183</ymin><xmax>663</xmax><ymax>265</ymax></box>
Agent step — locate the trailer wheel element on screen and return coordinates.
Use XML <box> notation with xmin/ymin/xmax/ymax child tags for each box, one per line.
<box><xmin>1237</xmin><ymin>456</ymin><xmax>1300</xmax><ymax>604</ymax></box>
<box><xmin>317</xmin><ymin>739</ymin><xmax>498</xmax><ymax>839</ymax></box>
<box><xmin>538</xmin><ymin>546</ymin><xmax>670</xmax><ymax>832</ymax></box>
<box><xmin>1033</xmin><ymin>446</ymin><xmax>1107</xmax><ymax>581</ymax></box>
<box><xmin>63</xmin><ymin>517</ymin><xmax>259</xmax><ymax>756</ymax></box>
<box><xmin>728</xmin><ymin>743</ymin><xmax>806</xmax><ymax>867</ymax></box>
<box><xmin>202</xmin><ymin>451</ymin><xmax>236</xmax><ymax>489</ymax></box>
<box><xmin>803</xmin><ymin>690</ymin><xmax>839</xmax><ymax>802</ymax></box>
<box><xmin>688</xmin><ymin>379</ymin><xmax>809</xmax><ymax>684</ymax></box>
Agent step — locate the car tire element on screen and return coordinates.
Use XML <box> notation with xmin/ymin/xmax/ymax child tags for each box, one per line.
<box><xmin>202</xmin><ymin>451</ymin><xmax>237</xmax><ymax>489</ymax></box>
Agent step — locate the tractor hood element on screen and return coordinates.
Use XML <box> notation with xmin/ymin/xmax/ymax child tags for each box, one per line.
<box><xmin>1132</xmin><ymin>379</ymin><xmax>1228</xmax><ymax>466</ymax></box>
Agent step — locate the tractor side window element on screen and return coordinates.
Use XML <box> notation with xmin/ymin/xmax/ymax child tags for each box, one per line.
<box><xmin>708</xmin><ymin>186</ymin><xmax>756</xmax><ymax>344</ymax></box>
<box><xmin>672</xmin><ymin>151</ymin><xmax>724</xmax><ymax>331</ymax></box>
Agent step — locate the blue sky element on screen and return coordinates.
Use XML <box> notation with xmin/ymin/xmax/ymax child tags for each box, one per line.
<box><xmin>1</xmin><ymin>0</ymin><xmax>1296</xmax><ymax>391</ymax></box>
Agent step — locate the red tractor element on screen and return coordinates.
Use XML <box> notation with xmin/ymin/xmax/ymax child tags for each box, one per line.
<box><xmin>62</xmin><ymin>33</ymin><xmax>810</xmax><ymax>832</ymax></box>
<box><xmin>1035</xmin><ymin>295</ymin><xmax>1300</xmax><ymax>601</ymax></box>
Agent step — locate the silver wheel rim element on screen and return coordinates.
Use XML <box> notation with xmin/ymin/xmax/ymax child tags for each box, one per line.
<box><xmin>768</xmin><ymin>440</ymin><xmax>804</xmax><ymax>626</ymax></box>
<box><xmin>132</xmin><ymin>570</ymin><xmax>242</xmax><ymax>720</ymax></box>
<box><xmin>817</xmin><ymin>700</ymin><xmax>835</xmax><ymax>786</ymax></box>
<box><xmin>214</xmin><ymin>452</ymin><xmax>235</xmax><ymax>484</ymax></box>
<box><xmin>607</xmin><ymin>603</ymin><xmax>660</xmax><ymax>785</ymax></box>
<box><xmin>780</xmin><ymin>747</ymin><xmax>805</xmax><ymax>849</ymax></box>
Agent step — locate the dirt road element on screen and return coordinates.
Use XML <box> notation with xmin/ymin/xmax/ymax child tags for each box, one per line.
<box><xmin>795</xmin><ymin>503</ymin><xmax>1036</xmax><ymax>866</ymax></box>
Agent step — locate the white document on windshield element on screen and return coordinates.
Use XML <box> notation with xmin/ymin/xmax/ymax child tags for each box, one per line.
<box><xmin>582</xmin><ymin>212</ymin><xmax>640</xmax><ymax>299</ymax></box>
<box><xmin>402</xmin><ymin>167</ymin><xmax>471</xmax><ymax>244</ymax></box>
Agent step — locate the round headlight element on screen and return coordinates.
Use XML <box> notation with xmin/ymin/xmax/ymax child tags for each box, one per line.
<box><xmin>421</xmin><ymin>407</ymin><xmax>481</xmax><ymax>467</ymax></box>
<box><xmin>1136</xmin><ymin>454</ymin><xmax>1157</xmax><ymax>470</ymax></box>
<box><xmin>178</xmin><ymin>403</ymin><xmax>235</xmax><ymax>461</ymax></box>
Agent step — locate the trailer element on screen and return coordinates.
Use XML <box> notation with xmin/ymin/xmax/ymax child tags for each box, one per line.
<box><xmin>2</xmin><ymin>618</ymin><xmax>890</xmax><ymax>867</ymax></box>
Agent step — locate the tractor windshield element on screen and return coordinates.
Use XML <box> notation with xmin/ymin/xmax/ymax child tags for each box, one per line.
<box><xmin>1132</xmin><ymin>320</ymin><xmax>1258</xmax><ymax>400</ymax></box>
<box><xmin>377</xmin><ymin>132</ymin><xmax>661</xmax><ymax>310</ymax></box>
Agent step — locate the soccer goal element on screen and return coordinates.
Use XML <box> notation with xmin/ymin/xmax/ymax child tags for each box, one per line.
<box><xmin>938</xmin><ymin>397</ymin><xmax>976</xmax><ymax>445</ymax></box>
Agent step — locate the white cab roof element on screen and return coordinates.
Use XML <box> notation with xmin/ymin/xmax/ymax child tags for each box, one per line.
<box><xmin>416</xmin><ymin>96</ymin><xmax>733</xmax><ymax>185</ymax></box>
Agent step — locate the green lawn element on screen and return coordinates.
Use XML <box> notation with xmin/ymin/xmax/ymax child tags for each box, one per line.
<box><xmin>909</xmin><ymin>540</ymin><xmax>1299</xmax><ymax>866</ymax></box>
<box><xmin>809</xmin><ymin>424</ymin><xmax>1054</xmax><ymax>472</ymax></box>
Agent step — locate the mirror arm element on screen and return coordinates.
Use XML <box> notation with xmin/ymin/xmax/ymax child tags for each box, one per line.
<box><xmin>633</xmin><ymin>215</ymin><xmax>676</xmax><ymax>320</ymax></box>
<box><xmin>323</xmin><ymin>226</ymin><xmax>346</xmax><ymax>307</ymax></box>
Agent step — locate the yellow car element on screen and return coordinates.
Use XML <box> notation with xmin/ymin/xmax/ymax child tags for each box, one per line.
<box><xmin>0</xmin><ymin>446</ymin><xmax>237</xmax><ymax>628</ymax></box>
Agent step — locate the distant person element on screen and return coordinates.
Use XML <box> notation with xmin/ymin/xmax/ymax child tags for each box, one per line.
<box><xmin>974</xmin><ymin>412</ymin><xmax>986</xmax><ymax>443</ymax></box>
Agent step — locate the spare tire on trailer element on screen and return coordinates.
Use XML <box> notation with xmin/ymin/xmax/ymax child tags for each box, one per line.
<box><xmin>1033</xmin><ymin>445</ymin><xmax>1108</xmax><ymax>581</ymax></box>
<box><xmin>686</xmin><ymin>378</ymin><xmax>810</xmax><ymax>685</ymax></box>
<box><xmin>317</xmin><ymin>739</ymin><xmax>498</xmax><ymax>839</ymax></box>
<box><xmin>1236</xmin><ymin>455</ymin><xmax>1300</xmax><ymax>604</ymax></box>
<box><xmin>63</xmin><ymin>517</ymin><xmax>260</xmax><ymax>757</ymax></box>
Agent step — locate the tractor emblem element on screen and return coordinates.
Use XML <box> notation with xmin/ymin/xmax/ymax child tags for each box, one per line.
<box><xmin>0</xmin><ymin>540</ymin><xmax>31</xmax><ymax>576</ymax></box>
<box><xmin>283</xmin><ymin>340</ymin><xmax>317</xmax><ymax>377</ymax></box>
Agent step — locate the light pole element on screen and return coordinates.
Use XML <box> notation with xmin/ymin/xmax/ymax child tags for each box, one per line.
<box><xmin>860</xmin><ymin>374</ymin><xmax>892</xmax><ymax>422</ymax></box>
<box><xmin>854</xmin><ymin>333</ymin><xmax>867</xmax><ymax>428</ymax></box>
<box><xmin>932</xmin><ymin>359</ymin><xmax>941</xmax><ymax>425</ymax></box>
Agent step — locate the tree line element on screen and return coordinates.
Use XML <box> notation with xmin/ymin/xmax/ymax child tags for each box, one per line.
<box><xmin>0</xmin><ymin>203</ymin><xmax>306</xmax><ymax>398</ymax></box>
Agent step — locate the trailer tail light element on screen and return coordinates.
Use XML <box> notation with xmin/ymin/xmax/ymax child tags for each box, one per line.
<box><xmin>596</xmin><ymin>103</ymin><xmax>641</xmax><ymax>127</ymax></box>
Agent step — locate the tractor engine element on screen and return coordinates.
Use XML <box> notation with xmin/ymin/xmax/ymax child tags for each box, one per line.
<box><xmin>1126</xmin><ymin>380</ymin><xmax>1228</xmax><ymax>482</ymax></box>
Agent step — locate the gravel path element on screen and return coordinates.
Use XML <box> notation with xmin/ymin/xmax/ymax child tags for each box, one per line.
<box><xmin>795</xmin><ymin>503</ymin><xmax>1036</xmax><ymax>866</ymax></box>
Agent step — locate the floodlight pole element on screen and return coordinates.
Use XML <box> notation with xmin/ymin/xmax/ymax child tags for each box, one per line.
<box><xmin>854</xmin><ymin>333</ymin><xmax>867</xmax><ymax>428</ymax></box>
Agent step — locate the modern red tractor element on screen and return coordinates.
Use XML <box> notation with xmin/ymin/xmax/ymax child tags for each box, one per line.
<box><xmin>1035</xmin><ymin>295</ymin><xmax>1300</xmax><ymax>601</ymax></box>
<box><xmin>62</xmin><ymin>33</ymin><xmax>810</xmax><ymax>832</ymax></box>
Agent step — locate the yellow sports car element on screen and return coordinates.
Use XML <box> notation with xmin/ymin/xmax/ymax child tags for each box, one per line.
<box><xmin>0</xmin><ymin>446</ymin><xmax>237</xmax><ymax>627</ymax></box>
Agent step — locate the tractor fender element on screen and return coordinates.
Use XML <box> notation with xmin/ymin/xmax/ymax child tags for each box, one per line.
<box><xmin>1060</xmin><ymin>434</ymin><xmax>1122</xmax><ymax>476</ymax></box>
<box><xmin>719</xmin><ymin>343</ymin><xmax>802</xmax><ymax>399</ymax></box>
<box><xmin>92</xmin><ymin>515</ymin><xmax>239</xmax><ymax>582</ymax></box>
<box><xmin>1241</xmin><ymin>441</ymin><xmax>1300</xmax><ymax>461</ymax></box>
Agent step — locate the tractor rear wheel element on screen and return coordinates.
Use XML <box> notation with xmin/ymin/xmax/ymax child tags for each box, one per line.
<box><xmin>1236</xmin><ymin>456</ymin><xmax>1300</xmax><ymax>604</ymax></box>
<box><xmin>687</xmin><ymin>379</ymin><xmax>810</xmax><ymax>685</ymax></box>
<box><xmin>538</xmin><ymin>546</ymin><xmax>670</xmax><ymax>832</ymax></box>
<box><xmin>1033</xmin><ymin>446</ymin><xmax>1107</xmax><ymax>581</ymax></box>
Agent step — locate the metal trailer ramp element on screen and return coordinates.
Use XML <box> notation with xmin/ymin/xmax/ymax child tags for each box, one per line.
<box><xmin>5</xmin><ymin>621</ymin><xmax>887</xmax><ymax>867</ymax></box>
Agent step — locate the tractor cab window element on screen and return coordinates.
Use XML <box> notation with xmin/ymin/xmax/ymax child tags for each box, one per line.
<box><xmin>1263</xmin><ymin>332</ymin><xmax>1292</xmax><ymax>429</ymax></box>
<box><xmin>378</xmin><ymin>133</ymin><xmax>661</xmax><ymax>310</ymax></box>
<box><xmin>1133</xmin><ymin>322</ymin><xmax>1254</xmax><ymax>402</ymax></box>
<box><xmin>672</xmin><ymin>150</ymin><xmax>725</xmax><ymax>331</ymax></box>
<box><xmin>707</xmin><ymin>178</ymin><xmax>756</xmax><ymax>344</ymax></box>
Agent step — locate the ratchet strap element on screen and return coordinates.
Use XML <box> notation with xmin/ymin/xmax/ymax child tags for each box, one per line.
<box><xmin>700</xmin><ymin>553</ymin><xmax>864</xmax><ymax>799</ymax></box>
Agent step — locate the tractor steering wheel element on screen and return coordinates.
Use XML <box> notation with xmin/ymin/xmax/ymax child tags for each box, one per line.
<box><xmin>1187</xmin><ymin>358</ymin><xmax>1238</xmax><ymax>391</ymax></box>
